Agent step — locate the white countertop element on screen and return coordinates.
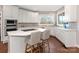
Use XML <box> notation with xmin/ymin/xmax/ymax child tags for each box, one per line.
<box><xmin>7</xmin><ymin>31</ymin><xmax>31</xmax><ymax>36</ymax></box>
<box><xmin>55</xmin><ymin>27</ymin><xmax>77</xmax><ymax>31</ymax></box>
<box><xmin>7</xmin><ymin>28</ymin><xmax>46</xmax><ymax>36</ymax></box>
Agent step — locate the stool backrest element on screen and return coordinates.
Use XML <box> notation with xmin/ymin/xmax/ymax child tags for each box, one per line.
<box><xmin>29</xmin><ymin>31</ymin><xmax>41</xmax><ymax>45</ymax></box>
<box><xmin>42</xmin><ymin>30</ymin><xmax>50</xmax><ymax>40</ymax></box>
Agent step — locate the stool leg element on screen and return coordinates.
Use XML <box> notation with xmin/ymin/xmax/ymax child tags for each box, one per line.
<box><xmin>47</xmin><ymin>39</ymin><xmax>50</xmax><ymax>53</ymax></box>
<box><xmin>31</xmin><ymin>45</ymin><xmax>34</xmax><ymax>53</ymax></box>
<box><xmin>42</xmin><ymin>41</ymin><xmax>45</xmax><ymax>53</ymax></box>
<box><xmin>25</xmin><ymin>43</ymin><xmax>28</xmax><ymax>53</ymax></box>
<box><xmin>42</xmin><ymin>39</ymin><xmax>50</xmax><ymax>53</ymax></box>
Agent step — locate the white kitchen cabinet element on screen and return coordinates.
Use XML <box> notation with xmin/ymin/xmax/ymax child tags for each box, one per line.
<box><xmin>64</xmin><ymin>31</ymin><xmax>76</xmax><ymax>47</ymax></box>
<box><xmin>22</xmin><ymin>10</ymin><xmax>29</xmax><ymax>23</ymax></box>
<box><xmin>18</xmin><ymin>9</ymin><xmax>28</xmax><ymax>23</ymax></box>
<box><xmin>30</xmin><ymin>12</ymin><xmax>39</xmax><ymax>23</ymax></box>
<box><xmin>54</xmin><ymin>28</ymin><xmax>63</xmax><ymax>42</ymax></box>
<box><xmin>64</xmin><ymin>5</ymin><xmax>78</xmax><ymax>22</ymax></box>
<box><xmin>3</xmin><ymin>5</ymin><xmax>12</xmax><ymax>19</ymax></box>
<box><xmin>8</xmin><ymin>36</ymin><xmax>27</xmax><ymax>53</ymax></box>
<box><xmin>77</xmin><ymin>31</ymin><xmax>79</xmax><ymax>48</ymax></box>
<box><xmin>23</xmin><ymin>11</ymin><xmax>39</xmax><ymax>23</ymax></box>
<box><xmin>58</xmin><ymin>29</ymin><xmax>76</xmax><ymax>47</ymax></box>
<box><xmin>49</xmin><ymin>27</ymin><xmax>56</xmax><ymax>36</ymax></box>
<box><xmin>3</xmin><ymin>5</ymin><xmax>19</xmax><ymax>19</ymax></box>
<box><xmin>54</xmin><ymin>27</ymin><xmax>76</xmax><ymax>47</ymax></box>
<box><xmin>11</xmin><ymin>6</ymin><xmax>19</xmax><ymax>19</ymax></box>
<box><xmin>18</xmin><ymin>9</ymin><xmax>39</xmax><ymax>23</ymax></box>
<box><xmin>18</xmin><ymin>9</ymin><xmax>23</xmax><ymax>23</ymax></box>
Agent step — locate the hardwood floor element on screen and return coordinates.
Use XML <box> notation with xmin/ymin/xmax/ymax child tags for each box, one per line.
<box><xmin>0</xmin><ymin>42</ymin><xmax>8</xmax><ymax>53</ymax></box>
<box><xmin>0</xmin><ymin>36</ymin><xmax>79</xmax><ymax>53</ymax></box>
<box><xmin>48</xmin><ymin>36</ymin><xmax>79</xmax><ymax>53</ymax></box>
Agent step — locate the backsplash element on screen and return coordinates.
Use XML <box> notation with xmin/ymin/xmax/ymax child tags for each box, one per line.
<box><xmin>64</xmin><ymin>22</ymin><xmax>77</xmax><ymax>29</ymax></box>
<box><xmin>18</xmin><ymin>23</ymin><xmax>39</xmax><ymax>28</ymax></box>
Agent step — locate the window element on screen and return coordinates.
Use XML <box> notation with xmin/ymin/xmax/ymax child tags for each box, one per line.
<box><xmin>39</xmin><ymin>14</ymin><xmax>55</xmax><ymax>25</ymax></box>
<box><xmin>58</xmin><ymin>12</ymin><xmax>64</xmax><ymax>24</ymax></box>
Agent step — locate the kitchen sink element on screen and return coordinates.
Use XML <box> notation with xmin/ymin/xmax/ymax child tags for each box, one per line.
<box><xmin>22</xmin><ymin>29</ymin><xmax>36</xmax><ymax>31</ymax></box>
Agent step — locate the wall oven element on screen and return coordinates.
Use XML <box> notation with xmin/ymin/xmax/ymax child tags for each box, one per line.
<box><xmin>6</xmin><ymin>19</ymin><xmax>17</xmax><ymax>35</ymax></box>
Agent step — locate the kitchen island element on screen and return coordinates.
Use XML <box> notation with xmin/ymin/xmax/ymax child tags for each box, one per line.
<box><xmin>7</xmin><ymin>28</ymin><xmax>47</xmax><ymax>53</ymax></box>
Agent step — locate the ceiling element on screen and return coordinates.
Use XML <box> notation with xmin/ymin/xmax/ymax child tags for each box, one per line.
<box><xmin>18</xmin><ymin>5</ymin><xmax>64</xmax><ymax>12</ymax></box>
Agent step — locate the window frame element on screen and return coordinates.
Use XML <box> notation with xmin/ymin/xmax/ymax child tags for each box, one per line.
<box><xmin>39</xmin><ymin>13</ymin><xmax>55</xmax><ymax>25</ymax></box>
<box><xmin>57</xmin><ymin>11</ymin><xmax>65</xmax><ymax>26</ymax></box>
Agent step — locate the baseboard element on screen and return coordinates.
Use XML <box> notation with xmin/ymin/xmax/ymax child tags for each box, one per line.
<box><xmin>76</xmin><ymin>45</ymin><xmax>79</xmax><ymax>48</ymax></box>
<box><xmin>50</xmin><ymin>35</ymin><xmax>78</xmax><ymax>48</ymax></box>
<box><xmin>50</xmin><ymin>35</ymin><xmax>57</xmax><ymax>38</ymax></box>
<box><xmin>65</xmin><ymin>45</ymin><xmax>77</xmax><ymax>48</ymax></box>
<box><xmin>3</xmin><ymin>40</ymin><xmax>8</xmax><ymax>43</ymax></box>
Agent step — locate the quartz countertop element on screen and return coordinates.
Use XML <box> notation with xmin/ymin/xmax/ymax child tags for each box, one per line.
<box><xmin>7</xmin><ymin>30</ymin><xmax>31</xmax><ymax>36</ymax></box>
<box><xmin>7</xmin><ymin>28</ymin><xmax>47</xmax><ymax>36</ymax></box>
<box><xmin>55</xmin><ymin>27</ymin><xmax>77</xmax><ymax>32</ymax></box>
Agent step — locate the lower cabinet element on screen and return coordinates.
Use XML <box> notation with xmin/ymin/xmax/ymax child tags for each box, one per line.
<box><xmin>48</xmin><ymin>26</ymin><xmax>56</xmax><ymax>36</ymax></box>
<box><xmin>54</xmin><ymin>28</ymin><xmax>76</xmax><ymax>47</ymax></box>
<box><xmin>63</xmin><ymin>31</ymin><xmax>76</xmax><ymax>47</ymax></box>
<box><xmin>45</xmin><ymin>27</ymin><xmax>76</xmax><ymax>47</ymax></box>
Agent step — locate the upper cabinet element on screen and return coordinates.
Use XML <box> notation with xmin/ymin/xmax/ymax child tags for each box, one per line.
<box><xmin>27</xmin><ymin>11</ymin><xmax>39</xmax><ymax>23</ymax></box>
<box><xmin>18</xmin><ymin>9</ymin><xmax>39</xmax><ymax>23</ymax></box>
<box><xmin>0</xmin><ymin>5</ymin><xmax>2</xmax><ymax>11</ymax></box>
<box><xmin>64</xmin><ymin>5</ymin><xmax>79</xmax><ymax>22</ymax></box>
<box><xmin>11</xmin><ymin>6</ymin><xmax>19</xmax><ymax>19</ymax></box>
<box><xmin>18</xmin><ymin>9</ymin><xmax>24</xmax><ymax>23</ymax></box>
<box><xmin>3</xmin><ymin>5</ymin><xmax>19</xmax><ymax>20</ymax></box>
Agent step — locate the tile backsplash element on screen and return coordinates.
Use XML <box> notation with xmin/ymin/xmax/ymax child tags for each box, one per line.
<box><xmin>18</xmin><ymin>23</ymin><xmax>39</xmax><ymax>28</ymax></box>
<box><xmin>64</xmin><ymin>22</ymin><xmax>77</xmax><ymax>29</ymax></box>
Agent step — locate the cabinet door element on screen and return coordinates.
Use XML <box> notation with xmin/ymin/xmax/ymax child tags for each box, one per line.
<box><xmin>64</xmin><ymin>5</ymin><xmax>71</xmax><ymax>22</ymax></box>
<box><xmin>11</xmin><ymin>6</ymin><xmax>19</xmax><ymax>19</ymax></box>
<box><xmin>54</xmin><ymin>28</ymin><xmax>57</xmax><ymax>37</ymax></box>
<box><xmin>58</xmin><ymin>30</ymin><xmax>64</xmax><ymax>42</ymax></box>
<box><xmin>64</xmin><ymin>5</ymin><xmax>77</xmax><ymax>22</ymax></box>
<box><xmin>18</xmin><ymin>9</ymin><xmax>28</xmax><ymax>23</ymax></box>
<box><xmin>50</xmin><ymin>27</ymin><xmax>55</xmax><ymax>36</ymax></box>
<box><xmin>23</xmin><ymin>11</ymin><xmax>39</xmax><ymax>23</ymax></box>
<box><xmin>3</xmin><ymin>5</ymin><xmax>19</xmax><ymax>19</ymax></box>
<box><xmin>64</xmin><ymin>31</ymin><xmax>76</xmax><ymax>47</ymax></box>
<box><xmin>24</xmin><ymin>11</ymin><xmax>33</xmax><ymax>23</ymax></box>
<box><xmin>31</xmin><ymin>12</ymin><xmax>39</xmax><ymax>23</ymax></box>
<box><xmin>18</xmin><ymin>9</ymin><xmax>24</xmax><ymax>23</ymax></box>
<box><xmin>3</xmin><ymin>5</ymin><xmax>12</xmax><ymax>19</ymax></box>
<box><xmin>22</xmin><ymin>10</ymin><xmax>28</xmax><ymax>23</ymax></box>
<box><xmin>18</xmin><ymin>9</ymin><xmax>39</xmax><ymax>23</ymax></box>
<box><xmin>70</xmin><ymin>6</ymin><xmax>77</xmax><ymax>21</ymax></box>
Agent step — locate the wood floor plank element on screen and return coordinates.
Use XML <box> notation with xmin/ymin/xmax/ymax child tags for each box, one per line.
<box><xmin>0</xmin><ymin>36</ymin><xmax>79</xmax><ymax>53</ymax></box>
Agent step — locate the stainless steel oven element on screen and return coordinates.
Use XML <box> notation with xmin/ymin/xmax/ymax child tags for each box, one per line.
<box><xmin>6</xmin><ymin>19</ymin><xmax>17</xmax><ymax>35</ymax></box>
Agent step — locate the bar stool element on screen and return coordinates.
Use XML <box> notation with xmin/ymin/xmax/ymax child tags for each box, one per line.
<box><xmin>25</xmin><ymin>31</ymin><xmax>41</xmax><ymax>53</ymax></box>
<box><xmin>41</xmin><ymin>30</ymin><xmax>50</xmax><ymax>53</ymax></box>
